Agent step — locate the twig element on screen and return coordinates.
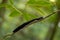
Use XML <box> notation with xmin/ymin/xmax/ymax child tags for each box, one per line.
<box><xmin>13</xmin><ymin>11</ymin><xmax>56</xmax><ymax>34</ymax></box>
<box><xmin>49</xmin><ymin>10</ymin><xmax>60</xmax><ymax>40</ymax></box>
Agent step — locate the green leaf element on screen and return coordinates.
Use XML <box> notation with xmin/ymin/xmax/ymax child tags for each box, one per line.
<box><xmin>5</xmin><ymin>4</ymin><xmax>22</xmax><ymax>17</ymax></box>
<box><xmin>10</xmin><ymin>10</ymin><xmax>21</xmax><ymax>17</ymax></box>
<box><xmin>28</xmin><ymin>0</ymin><xmax>52</xmax><ymax>7</ymax></box>
<box><xmin>22</xmin><ymin>11</ymin><xmax>37</xmax><ymax>21</ymax></box>
<box><xmin>27</xmin><ymin>0</ymin><xmax>54</xmax><ymax>14</ymax></box>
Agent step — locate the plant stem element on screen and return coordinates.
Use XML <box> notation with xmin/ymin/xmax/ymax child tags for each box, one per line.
<box><xmin>49</xmin><ymin>0</ymin><xmax>60</xmax><ymax>40</ymax></box>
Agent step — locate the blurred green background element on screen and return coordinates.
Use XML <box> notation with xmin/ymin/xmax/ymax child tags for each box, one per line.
<box><xmin>0</xmin><ymin>0</ymin><xmax>60</xmax><ymax>40</ymax></box>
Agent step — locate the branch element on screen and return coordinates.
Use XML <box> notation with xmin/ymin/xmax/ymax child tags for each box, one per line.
<box><xmin>49</xmin><ymin>0</ymin><xmax>60</xmax><ymax>40</ymax></box>
<box><xmin>13</xmin><ymin>11</ymin><xmax>56</xmax><ymax>34</ymax></box>
<box><xmin>45</xmin><ymin>10</ymin><xmax>60</xmax><ymax>40</ymax></box>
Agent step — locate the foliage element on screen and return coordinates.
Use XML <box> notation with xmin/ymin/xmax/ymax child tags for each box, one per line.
<box><xmin>0</xmin><ymin>0</ymin><xmax>60</xmax><ymax>40</ymax></box>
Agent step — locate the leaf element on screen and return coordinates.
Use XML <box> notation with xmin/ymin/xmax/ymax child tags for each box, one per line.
<box><xmin>3</xmin><ymin>0</ymin><xmax>22</xmax><ymax>17</ymax></box>
<box><xmin>5</xmin><ymin>4</ymin><xmax>22</xmax><ymax>17</ymax></box>
<box><xmin>28</xmin><ymin>0</ymin><xmax>52</xmax><ymax>7</ymax></box>
<box><xmin>22</xmin><ymin>11</ymin><xmax>38</xmax><ymax>21</ymax></box>
<box><xmin>10</xmin><ymin>10</ymin><xmax>21</xmax><ymax>17</ymax></box>
<box><xmin>27</xmin><ymin>0</ymin><xmax>54</xmax><ymax>14</ymax></box>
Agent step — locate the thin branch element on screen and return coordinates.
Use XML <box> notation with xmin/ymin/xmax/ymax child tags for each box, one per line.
<box><xmin>49</xmin><ymin>0</ymin><xmax>60</xmax><ymax>40</ymax></box>
<box><xmin>13</xmin><ymin>11</ymin><xmax>56</xmax><ymax>34</ymax></box>
<box><xmin>49</xmin><ymin>11</ymin><xmax>60</xmax><ymax>40</ymax></box>
<box><xmin>45</xmin><ymin>10</ymin><xmax>60</xmax><ymax>40</ymax></box>
<box><xmin>1</xmin><ymin>33</ymin><xmax>15</xmax><ymax>40</ymax></box>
